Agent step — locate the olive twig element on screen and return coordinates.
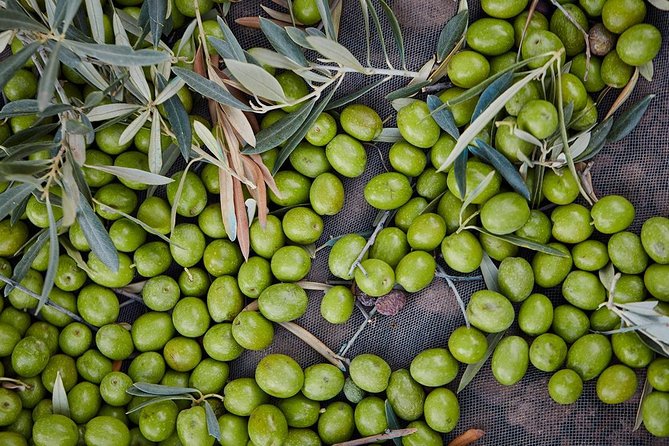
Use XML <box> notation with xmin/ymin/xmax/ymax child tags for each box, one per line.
<box><xmin>332</xmin><ymin>428</ymin><xmax>418</xmax><ymax>446</ymax></box>
<box><xmin>338</xmin><ymin>307</ymin><xmax>378</xmax><ymax>357</ymax></box>
<box><xmin>346</xmin><ymin>211</ymin><xmax>391</xmax><ymax>278</ymax></box>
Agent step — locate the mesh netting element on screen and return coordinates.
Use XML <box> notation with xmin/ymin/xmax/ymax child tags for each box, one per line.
<box><xmin>116</xmin><ymin>0</ymin><xmax>669</xmax><ymax>444</ymax></box>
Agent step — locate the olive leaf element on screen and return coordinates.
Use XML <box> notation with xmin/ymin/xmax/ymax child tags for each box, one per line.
<box><xmin>472</xmin><ymin>228</ymin><xmax>571</xmax><ymax>257</ymax></box>
<box><xmin>64</xmin><ymin>41</ymin><xmax>170</xmax><ymax>66</ymax></box>
<box><xmin>244</xmin><ymin>100</ymin><xmax>316</xmax><ymax>155</ymax></box>
<box><xmin>639</xmin><ymin>61</ymin><xmax>653</xmax><ymax>82</ymax></box>
<box><xmin>204</xmin><ymin>401</ymin><xmax>222</xmax><ymax>442</ymax></box>
<box><xmin>647</xmin><ymin>0</ymin><xmax>669</xmax><ymax>9</ymax></box>
<box><xmin>373</xmin><ymin>127</ymin><xmax>402</xmax><ymax>143</ymax></box>
<box><xmin>458</xmin><ymin>331</ymin><xmax>505</xmax><ymax>393</ymax></box>
<box><xmin>37</xmin><ymin>41</ymin><xmax>62</xmax><ymax>111</ymax></box>
<box><xmin>436</xmin><ymin>9</ymin><xmax>468</xmax><ymax>62</ymax></box>
<box><xmin>84</xmin><ymin>164</ymin><xmax>173</xmax><ymax>185</ymax></box>
<box><xmin>37</xmin><ymin>196</ymin><xmax>59</xmax><ymax>315</ymax></box>
<box><xmin>427</xmin><ymin>95</ymin><xmax>459</xmax><ymax>140</ymax></box>
<box><xmin>119</xmin><ymin>109</ymin><xmax>151</xmax><ymax>145</ymax></box>
<box><xmin>575</xmin><ymin>118</ymin><xmax>614</xmax><ymax>162</ymax></box>
<box><xmin>225</xmin><ymin>58</ymin><xmax>288</xmax><ymax>103</ymax></box>
<box><xmin>259</xmin><ymin>17</ymin><xmax>308</xmax><ymax>66</ymax></box>
<box><xmin>0</xmin><ymin>9</ymin><xmax>50</xmax><ymax>33</ymax></box>
<box><xmin>172</xmin><ymin>67</ymin><xmax>252</xmax><ymax>111</ymax></box>
<box><xmin>128</xmin><ymin>382</ymin><xmax>200</xmax><ymax>397</ymax></box>
<box><xmin>125</xmin><ymin>395</ymin><xmax>195</xmax><ymax>414</ymax></box>
<box><xmin>384</xmin><ymin>400</ymin><xmax>403</xmax><ymax>446</ymax></box>
<box><xmin>480</xmin><ymin>252</ymin><xmax>500</xmax><ymax>294</ymax></box>
<box><xmin>385</xmin><ymin>81</ymin><xmax>430</xmax><ymax>101</ymax></box>
<box><xmin>470</xmin><ymin>139</ymin><xmax>530</xmax><ymax>200</ymax></box>
<box><xmin>84</xmin><ymin>0</ymin><xmax>105</xmax><ymax>43</ymax></box>
<box><xmin>315</xmin><ymin>0</ymin><xmax>336</xmax><ymax>40</ymax></box>
<box><xmin>437</xmin><ymin>55</ymin><xmax>560</xmax><ymax>173</ymax></box>
<box><xmin>0</xmin><ymin>183</ymin><xmax>37</xmax><ymax>222</ymax></box>
<box><xmin>76</xmin><ymin>198</ymin><xmax>119</xmax><ymax>272</ymax></box>
<box><xmin>9</xmin><ymin>230</ymin><xmax>48</xmax><ymax>293</ymax></box>
<box><xmin>454</xmin><ymin>150</ymin><xmax>468</xmax><ymax>200</ymax></box>
<box><xmin>379</xmin><ymin>0</ymin><xmax>405</xmax><ymax>69</ymax></box>
<box><xmin>305</xmin><ymin>36</ymin><xmax>366</xmax><ymax>72</ymax></box>
<box><xmin>0</xmin><ymin>41</ymin><xmax>40</xmax><ymax>90</ymax></box>
<box><xmin>634</xmin><ymin>378</ymin><xmax>653</xmax><ymax>431</ymax></box>
<box><xmin>156</xmin><ymin>73</ymin><xmax>192</xmax><ymax>161</ymax></box>
<box><xmin>470</xmin><ymin>71</ymin><xmax>514</xmax><ymax>123</ymax></box>
<box><xmin>143</xmin><ymin>0</ymin><xmax>167</xmax><ymax>48</ymax></box>
<box><xmin>606</xmin><ymin>94</ymin><xmax>654</xmax><ymax>143</ymax></box>
<box><xmin>52</xmin><ymin>371</ymin><xmax>71</xmax><ymax>417</ymax></box>
<box><xmin>272</xmin><ymin>82</ymin><xmax>339</xmax><ymax>174</ymax></box>
<box><xmin>87</xmin><ymin>104</ymin><xmax>142</xmax><ymax>122</ymax></box>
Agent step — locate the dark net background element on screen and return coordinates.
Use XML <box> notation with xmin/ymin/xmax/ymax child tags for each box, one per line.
<box><xmin>136</xmin><ymin>1</ymin><xmax>668</xmax><ymax>445</ymax></box>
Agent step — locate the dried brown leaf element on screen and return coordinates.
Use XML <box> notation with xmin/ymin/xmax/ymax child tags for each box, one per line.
<box><xmin>233</xmin><ymin>179</ymin><xmax>250</xmax><ymax>260</ymax></box>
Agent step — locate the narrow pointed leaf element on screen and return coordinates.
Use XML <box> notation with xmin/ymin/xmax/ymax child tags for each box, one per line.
<box><xmin>130</xmin><ymin>382</ymin><xmax>199</xmax><ymax>396</ymax></box>
<box><xmin>244</xmin><ymin>100</ymin><xmax>315</xmax><ymax>154</ymax></box>
<box><xmin>437</xmin><ymin>61</ymin><xmax>554</xmax><ymax>172</ymax></box>
<box><xmin>373</xmin><ymin>127</ymin><xmax>402</xmax><ymax>143</ymax></box>
<box><xmin>156</xmin><ymin>73</ymin><xmax>192</xmax><ymax>160</ymax></box>
<box><xmin>437</xmin><ymin>10</ymin><xmax>468</xmax><ymax>61</ymax></box>
<box><xmin>306</xmin><ymin>36</ymin><xmax>365</xmax><ymax>72</ymax></box>
<box><xmin>639</xmin><ymin>61</ymin><xmax>654</xmax><ymax>81</ymax></box>
<box><xmin>634</xmin><ymin>378</ymin><xmax>653</xmax><ymax>431</ymax></box>
<box><xmin>173</xmin><ymin>67</ymin><xmax>251</xmax><ymax>111</ymax></box>
<box><xmin>87</xmin><ymin>104</ymin><xmax>141</xmax><ymax>122</ymax></box>
<box><xmin>575</xmin><ymin>118</ymin><xmax>614</xmax><ymax>162</ymax></box>
<box><xmin>36</xmin><ymin>196</ymin><xmax>59</xmax><ymax>315</ymax></box>
<box><xmin>259</xmin><ymin>17</ymin><xmax>308</xmax><ymax>66</ymax></box>
<box><xmin>363</xmin><ymin>0</ymin><xmax>391</xmax><ymax>70</ymax></box>
<box><xmin>85</xmin><ymin>164</ymin><xmax>173</xmax><ymax>185</ymax></box>
<box><xmin>379</xmin><ymin>0</ymin><xmax>405</xmax><ymax>69</ymax></box>
<box><xmin>427</xmin><ymin>95</ymin><xmax>459</xmax><ymax>139</ymax></box>
<box><xmin>77</xmin><ymin>198</ymin><xmax>119</xmax><ymax>272</ymax></box>
<box><xmin>470</xmin><ymin>139</ymin><xmax>530</xmax><ymax>200</ymax></box>
<box><xmin>52</xmin><ymin>372</ymin><xmax>71</xmax><ymax>417</ymax></box>
<box><xmin>480</xmin><ymin>252</ymin><xmax>500</xmax><ymax>293</ymax></box>
<box><xmin>0</xmin><ymin>30</ymin><xmax>14</xmax><ymax>54</ymax></box>
<box><xmin>471</xmin><ymin>71</ymin><xmax>514</xmax><ymax>122</ymax></box>
<box><xmin>154</xmin><ymin>78</ymin><xmax>185</xmax><ymax>105</ymax></box>
<box><xmin>473</xmin><ymin>227</ymin><xmax>571</xmax><ymax>257</ymax></box>
<box><xmin>225</xmin><ymin>59</ymin><xmax>287</xmax><ymax>103</ymax></box>
<box><xmin>56</xmin><ymin>0</ymin><xmax>82</xmax><ymax>33</ymax></box>
<box><xmin>148</xmin><ymin>110</ymin><xmax>162</xmax><ymax>174</ymax></box>
<box><xmin>385</xmin><ymin>400</ymin><xmax>402</xmax><ymax>446</ymax></box>
<box><xmin>454</xmin><ymin>150</ymin><xmax>468</xmax><ymax>199</ymax></box>
<box><xmin>216</xmin><ymin>16</ymin><xmax>246</xmax><ymax>62</ymax></box>
<box><xmin>286</xmin><ymin>26</ymin><xmax>313</xmax><ymax>49</ymax></box>
<box><xmin>85</xmin><ymin>0</ymin><xmax>105</xmax><ymax>43</ymax></box>
<box><xmin>458</xmin><ymin>331</ymin><xmax>505</xmax><ymax>393</ymax></box>
<box><xmin>208</xmin><ymin>36</ymin><xmax>240</xmax><ymax>61</ymax></box>
<box><xmin>146</xmin><ymin>0</ymin><xmax>167</xmax><ymax>47</ymax></box>
<box><xmin>10</xmin><ymin>230</ymin><xmax>48</xmax><ymax>287</ymax></box>
<box><xmin>0</xmin><ymin>10</ymin><xmax>50</xmax><ymax>32</ymax></box>
<box><xmin>119</xmin><ymin>109</ymin><xmax>150</xmax><ymax>145</ymax></box>
<box><xmin>204</xmin><ymin>400</ymin><xmax>221</xmax><ymax>441</ymax></box>
<box><xmin>0</xmin><ymin>183</ymin><xmax>36</xmax><ymax>222</ymax></box>
<box><xmin>37</xmin><ymin>42</ymin><xmax>61</xmax><ymax>111</ymax></box>
<box><xmin>0</xmin><ymin>41</ymin><xmax>40</xmax><ymax>91</ymax></box>
<box><xmin>272</xmin><ymin>84</ymin><xmax>338</xmax><ymax>174</ymax></box>
<box><xmin>606</xmin><ymin>94</ymin><xmax>654</xmax><ymax>143</ymax></box>
<box><xmin>315</xmin><ymin>0</ymin><xmax>336</xmax><ymax>39</ymax></box>
<box><xmin>65</xmin><ymin>41</ymin><xmax>170</xmax><ymax>66</ymax></box>
<box><xmin>125</xmin><ymin>395</ymin><xmax>194</xmax><ymax>413</ymax></box>
<box><xmin>385</xmin><ymin>80</ymin><xmax>430</xmax><ymax>101</ymax></box>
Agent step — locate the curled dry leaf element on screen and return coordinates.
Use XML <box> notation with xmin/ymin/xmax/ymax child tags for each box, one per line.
<box><xmin>374</xmin><ymin>289</ymin><xmax>407</xmax><ymax>316</ymax></box>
